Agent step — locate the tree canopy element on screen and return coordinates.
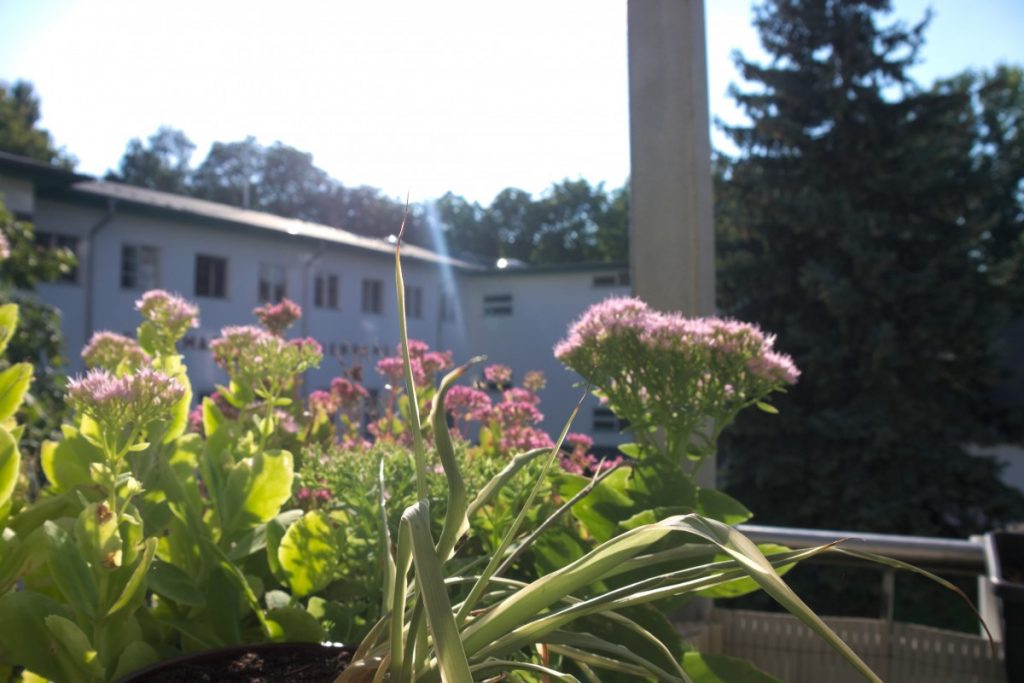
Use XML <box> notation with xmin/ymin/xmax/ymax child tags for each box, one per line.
<box><xmin>716</xmin><ymin>0</ymin><xmax>1024</xmax><ymax>539</ymax></box>
<box><xmin>0</xmin><ymin>80</ymin><xmax>73</xmax><ymax>168</ymax></box>
<box><xmin>433</xmin><ymin>179</ymin><xmax>629</xmax><ymax>265</ymax></box>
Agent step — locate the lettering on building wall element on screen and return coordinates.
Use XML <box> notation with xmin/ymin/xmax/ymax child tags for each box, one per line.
<box><xmin>181</xmin><ymin>335</ymin><xmax>390</xmax><ymax>360</ymax></box>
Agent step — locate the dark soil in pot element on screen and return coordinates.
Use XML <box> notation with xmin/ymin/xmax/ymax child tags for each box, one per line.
<box><xmin>116</xmin><ymin>642</ymin><xmax>352</xmax><ymax>683</ymax></box>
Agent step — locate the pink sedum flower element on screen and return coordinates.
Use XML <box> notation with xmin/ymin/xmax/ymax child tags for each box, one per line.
<box><xmin>68</xmin><ymin>368</ymin><xmax>185</xmax><ymax>433</ymax></box>
<box><xmin>136</xmin><ymin>290</ymin><xmax>199</xmax><ymax>342</ymax></box>
<box><xmin>377</xmin><ymin>356</ymin><xmax>427</xmax><ymax>387</ymax></box>
<box><xmin>253</xmin><ymin>298</ymin><xmax>302</xmax><ymax>336</ymax></box>
<box><xmin>308</xmin><ymin>390</ymin><xmax>340</xmax><ymax>415</ymax></box>
<box><xmin>522</xmin><ymin>371</ymin><xmax>547</xmax><ymax>393</ymax></box>
<box><xmin>484</xmin><ymin>364</ymin><xmax>513</xmax><ymax>389</ymax></box>
<box><xmin>555</xmin><ymin>296</ymin><xmax>799</xmax><ymax>437</ymax></box>
<box><xmin>331</xmin><ymin>377</ymin><xmax>368</xmax><ymax>410</ymax></box>
<box><xmin>445</xmin><ymin>385</ymin><xmax>492</xmax><ymax>423</ymax></box>
<box><xmin>211</xmin><ymin>325</ymin><xmax>272</xmax><ymax>372</ymax></box>
<box><xmin>503</xmin><ymin>387</ymin><xmax>539</xmax><ymax>406</ymax></box>
<box><xmin>0</xmin><ymin>231</ymin><xmax>9</xmax><ymax>261</ymax></box>
<box><xmin>82</xmin><ymin>331</ymin><xmax>150</xmax><ymax>372</ymax></box>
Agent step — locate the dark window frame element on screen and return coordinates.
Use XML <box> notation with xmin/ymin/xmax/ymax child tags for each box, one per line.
<box><xmin>120</xmin><ymin>244</ymin><xmax>161</xmax><ymax>290</ymax></box>
<box><xmin>195</xmin><ymin>254</ymin><xmax>228</xmax><ymax>299</ymax></box>
<box><xmin>483</xmin><ymin>293</ymin><xmax>513</xmax><ymax>317</ymax></box>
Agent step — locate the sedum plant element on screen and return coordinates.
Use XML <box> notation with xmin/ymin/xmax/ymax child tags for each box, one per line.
<box><xmin>0</xmin><ymin>291</ymin><xmax>321</xmax><ymax>681</ymax></box>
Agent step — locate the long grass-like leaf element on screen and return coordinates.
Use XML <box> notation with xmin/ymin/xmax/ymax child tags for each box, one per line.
<box><xmin>456</xmin><ymin>392</ymin><xmax>587</xmax><ymax>626</ymax></box>
<box><xmin>547</xmin><ymin>643</ymin><xmax>661</xmax><ymax>679</ymax></box>
<box><xmin>475</xmin><ymin>542</ymin><xmax>844</xmax><ymax>660</ymax></box>
<box><xmin>404</xmin><ymin>501</ymin><xmax>473</xmax><ymax>682</ymax></box>
<box><xmin>432</xmin><ymin>357</ymin><xmax>484</xmax><ymax>562</ymax></box>
<box><xmin>461</xmin><ymin>520</ymin><xmax>674</xmax><ymax>655</ymax></box>
<box><xmin>545</xmin><ymin>631</ymin><xmax>689</xmax><ymax>682</ymax></box>
<box><xmin>388</xmin><ymin>505</ymin><xmax>414</xmax><ymax>680</ymax></box>
<box><xmin>466</xmin><ymin>447</ymin><xmax>549</xmax><ymax>518</ymax></box>
<box><xmin>834</xmin><ymin>546</ymin><xmax>997</xmax><ymax>647</ymax></box>
<box><xmin>496</xmin><ymin>462</ymin><xmax>623</xmax><ymax>577</ymax></box>
<box><xmin>379</xmin><ymin>456</ymin><xmax>396</xmax><ymax>614</ymax></box>
<box><xmin>393</xmin><ymin>207</ymin><xmax>428</xmax><ymax>501</ymax></box>
<box><xmin>664</xmin><ymin>516</ymin><xmax>881</xmax><ymax>683</ymax></box>
<box><xmin>469</xmin><ymin>659</ymin><xmax>582</xmax><ymax>681</ymax></box>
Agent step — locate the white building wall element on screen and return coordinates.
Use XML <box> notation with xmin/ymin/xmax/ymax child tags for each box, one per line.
<box><xmin>0</xmin><ymin>173</ymin><xmax>35</xmax><ymax>215</ymax></box>
<box><xmin>30</xmin><ymin>199</ymin><xmax>102</xmax><ymax>360</ymax></box>
<box><xmin>23</xmin><ymin>184</ymin><xmax>627</xmax><ymax>448</ymax></box>
<box><xmin>21</xmin><ymin>195</ymin><xmax>457</xmax><ymax>398</ymax></box>
<box><xmin>459</xmin><ymin>270</ymin><xmax>630</xmax><ymax>448</ymax></box>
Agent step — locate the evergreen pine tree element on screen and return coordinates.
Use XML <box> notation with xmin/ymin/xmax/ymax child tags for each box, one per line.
<box><xmin>717</xmin><ymin>0</ymin><xmax>1024</xmax><ymax>540</ymax></box>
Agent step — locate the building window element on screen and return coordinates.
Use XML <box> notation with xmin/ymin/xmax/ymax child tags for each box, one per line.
<box><xmin>314</xmin><ymin>273</ymin><xmax>339</xmax><ymax>309</ymax></box>
<box><xmin>195</xmin><ymin>254</ymin><xmax>227</xmax><ymax>298</ymax></box>
<box><xmin>592</xmin><ymin>271</ymin><xmax>630</xmax><ymax>288</ymax></box>
<box><xmin>362</xmin><ymin>279</ymin><xmax>383</xmax><ymax>314</ymax></box>
<box><xmin>35</xmin><ymin>231</ymin><xmax>79</xmax><ymax>283</ymax></box>
<box><xmin>593</xmin><ymin>407</ymin><xmax>628</xmax><ymax>433</ymax></box>
<box><xmin>440</xmin><ymin>291</ymin><xmax>456</xmax><ymax>322</ymax></box>
<box><xmin>120</xmin><ymin>244</ymin><xmax>160</xmax><ymax>290</ymax></box>
<box><xmin>483</xmin><ymin>293</ymin><xmax>513</xmax><ymax>317</ymax></box>
<box><xmin>259</xmin><ymin>264</ymin><xmax>287</xmax><ymax>303</ymax></box>
<box><xmin>404</xmin><ymin>285</ymin><xmax>423</xmax><ymax>318</ymax></box>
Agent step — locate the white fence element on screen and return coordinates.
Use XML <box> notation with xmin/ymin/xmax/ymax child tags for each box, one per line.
<box><xmin>688</xmin><ymin>608</ymin><xmax>1005</xmax><ymax>683</ymax></box>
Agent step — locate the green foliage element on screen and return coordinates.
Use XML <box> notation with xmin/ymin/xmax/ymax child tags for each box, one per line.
<box><xmin>107</xmin><ymin>126</ymin><xmax>195</xmax><ymax>194</ymax></box>
<box><xmin>1</xmin><ymin>201</ymin><xmax>76</xmax><ymax>464</ymax></box>
<box><xmin>434</xmin><ymin>179</ymin><xmax>629</xmax><ymax>264</ymax></box>
<box><xmin>0</xmin><ymin>80</ymin><xmax>73</xmax><ymax>167</ymax></box>
<box><xmin>716</xmin><ymin>1</ymin><xmax>1024</xmax><ymax>540</ymax></box>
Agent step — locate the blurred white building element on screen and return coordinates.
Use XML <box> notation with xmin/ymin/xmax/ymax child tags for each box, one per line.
<box><xmin>0</xmin><ymin>151</ymin><xmax>630</xmax><ymax>448</ymax></box>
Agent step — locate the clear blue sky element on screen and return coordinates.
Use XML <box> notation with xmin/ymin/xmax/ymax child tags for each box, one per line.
<box><xmin>1</xmin><ymin>0</ymin><xmax>1022</xmax><ymax>204</ymax></box>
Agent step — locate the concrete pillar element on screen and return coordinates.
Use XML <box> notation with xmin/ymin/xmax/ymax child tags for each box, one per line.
<box><xmin>627</xmin><ymin>0</ymin><xmax>715</xmax><ymax>318</ymax></box>
<box><xmin>627</xmin><ymin>0</ymin><xmax>717</xmax><ymax>494</ymax></box>
<box><xmin>628</xmin><ymin>11</ymin><xmax>718</xmax><ymax>638</ymax></box>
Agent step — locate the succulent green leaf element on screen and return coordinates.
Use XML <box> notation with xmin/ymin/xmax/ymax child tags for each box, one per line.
<box><xmin>74</xmin><ymin>502</ymin><xmax>123</xmax><ymax>570</ymax></box>
<box><xmin>44</xmin><ymin>615</ymin><xmax>105</xmax><ymax>680</ymax></box>
<box><xmin>560</xmin><ymin>467</ymin><xmax>635</xmax><ymax>543</ymax></box>
<box><xmin>0</xmin><ymin>427</ymin><xmax>18</xmax><ymax>509</ymax></box>
<box><xmin>0</xmin><ymin>304</ymin><xmax>18</xmax><ymax>355</ymax></box>
<box><xmin>697</xmin><ymin>488</ymin><xmax>753</xmax><ymax>525</ymax></box>
<box><xmin>43</xmin><ymin>520</ymin><xmax>98</xmax><ymax>619</ymax></box>
<box><xmin>222</xmin><ymin>449</ymin><xmax>294</xmax><ymax>537</ymax></box>
<box><xmin>228</xmin><ymin>509</ymin><xmax>302</xmax><ymax>561</ymax></box>
<box><xmin>266</xmin><ymin>606</ymin><xmax>328</xmax><ymax>643</ymax></box>
<box><xmin>0</xmin><ymin>362</ymin><xmax>32</xmax><ymax>422</ymax></box>
<box><xmin>147</xmin><ymin>559</ymin><xmax>206</xmax><ymax>606</ymax></box>
<box><xmin>277</xmin><ymin>510</ymin><xmax>343</xmax><ymax>597</ymax></box>
<box><xmin>682</xmin><ymin>652</ymin><xmax>781</xmax><ymax>683</ymax></box>
<box><xmin>110</xmin><ymin>641</ymin><xmax>160</xmax><ymax>681</ymax></box>
<box><xmin>105</xmin><ymin>538</ymin><xmax>157</xmax><ymax>619</ymax></box>
<box><xmin>0</xmin><ymin>591</ymin><xmax>77</xmax><ymax>682</ymax></box>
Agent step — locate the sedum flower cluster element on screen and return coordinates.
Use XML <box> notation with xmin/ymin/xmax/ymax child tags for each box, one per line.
<box><xmin>253</xmin><ymin>298</ymin><xmax>302</xmax><ymax>336</ymax></box>
<box><xmin>211</xmin><ymin>325</ymin><xmax>322</xmax><ymax>397</ymax></box>
<box><xmin>67</xmin><ymin>367</ymin><xmax>185</xmax><ymax>436</ymax></box>
<box><xmin>82</xmin><ymin>331</ymin><xmax>151</xmax><ymax>372</ymax></box>
<box><xmin>555</xmin><ymin>297</ymin><xmax>799</xmax><ymax>450</ymax></box>
<box><xmin>136</xmin><ymin>290</ymin><xmax>199</xmax><ymax>345</ymax></box>
<box><xmin>376</xmin><ymin>340</ymin><xmax>453</xmax><ymax>389</ymax></box>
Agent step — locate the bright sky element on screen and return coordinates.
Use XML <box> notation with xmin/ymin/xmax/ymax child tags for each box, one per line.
<box><xmin>1</xmin><ymin>1</ymin><xmax>1022</xmax><ymax>204</ymax></box>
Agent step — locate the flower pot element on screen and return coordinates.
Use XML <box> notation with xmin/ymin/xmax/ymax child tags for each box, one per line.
<box><xmin>115</xmin><ymin>642</ymin><xmax>352</xmax><ymax>682</ymax></box>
